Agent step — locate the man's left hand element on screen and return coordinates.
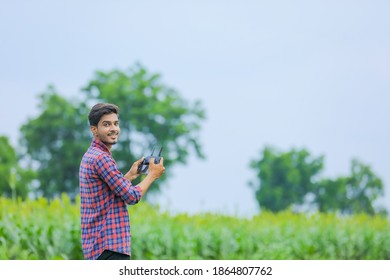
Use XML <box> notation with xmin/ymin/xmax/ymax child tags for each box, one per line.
<box><xmin>126</xmin><ymin>157</ymin><xmax>144</xmax><ymax>181</ymax></box>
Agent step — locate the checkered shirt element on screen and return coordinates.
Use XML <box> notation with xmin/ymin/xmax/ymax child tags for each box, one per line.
<box><xmin>79</xmin><ymin>138</ymin><xmax>142</xmax><ymax>260</ymax></box>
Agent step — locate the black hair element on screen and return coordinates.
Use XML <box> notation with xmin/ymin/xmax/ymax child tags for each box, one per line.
<box><xmin>88</xmin><ymin>103</ymin><xmax>119</xmax><ymax>126</ymax></box>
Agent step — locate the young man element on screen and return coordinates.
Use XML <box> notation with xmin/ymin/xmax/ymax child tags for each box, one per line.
<box><xmin>79</xmin><ymin>103</ymin><xmax>165</xmax><ymax>260</ymax></box>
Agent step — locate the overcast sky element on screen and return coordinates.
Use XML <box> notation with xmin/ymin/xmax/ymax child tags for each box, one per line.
<box><xmin>1</xmin><ymin>0</ymin><xmax>389</xmax><ymax>216</ymax></box>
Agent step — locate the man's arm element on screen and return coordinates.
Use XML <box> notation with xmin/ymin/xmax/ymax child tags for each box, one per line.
<box><xmin>95</xmin><ymin>154</ymin><xmax>142</xmax><ymax>205</ymax></box>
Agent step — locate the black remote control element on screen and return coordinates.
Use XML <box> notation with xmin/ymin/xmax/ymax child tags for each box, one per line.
<box><xmin>137</xmin><ymin>146</ymin><xmax>163</xmax><ymax>174</ymax></box>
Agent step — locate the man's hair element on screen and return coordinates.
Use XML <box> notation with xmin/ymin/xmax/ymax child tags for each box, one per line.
<box><xmin>88</xmin><ymin>103</ymin><xmax>119</xmax><ymax>126</ymax></box>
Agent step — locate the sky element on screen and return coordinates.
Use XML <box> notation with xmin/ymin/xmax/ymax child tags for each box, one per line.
<box><xmin>1</xmin><ymin>0</ymin><xmax>389</xmax><ymax>217</ymax></box>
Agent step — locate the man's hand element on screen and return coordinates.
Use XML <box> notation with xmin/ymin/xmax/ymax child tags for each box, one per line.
<box><xmin>148</xmin><ymin>157</ymin><xmax>165</xmax><ymax>180</ymax></box>
<box><xmin>125</xmin><ymin>157</ymin><xmax>145</xmax><ymax>181</ymax></box>
<box><xmin>136</xmin><ymin>157</ymin><xmax>165</xmax><ymax>196</ymax></box>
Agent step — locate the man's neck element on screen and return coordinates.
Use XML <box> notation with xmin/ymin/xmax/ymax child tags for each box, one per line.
<box><xmin>94</xmin><ymin>137</ymin><xmax>112</xmax><ymax>151</ymax></box>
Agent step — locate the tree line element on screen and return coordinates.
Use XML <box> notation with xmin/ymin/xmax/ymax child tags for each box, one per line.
<box><xmin>0</xmin><ymin>63</ymin><xmax>387</xmax><ymax>216</ymax></box>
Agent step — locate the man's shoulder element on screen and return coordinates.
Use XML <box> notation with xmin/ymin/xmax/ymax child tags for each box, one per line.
<box><xmin>84</xmin><ymin>146</ymin><xmax>113</xmax><ymax>162</ymax></box>
<box><xmin>82</xmin><ymin>146</ymin><xmax>105</xmax><ymax>162</ymax></box>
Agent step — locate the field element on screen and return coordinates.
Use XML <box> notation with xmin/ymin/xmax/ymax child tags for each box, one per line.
<box><xmin>0</xmin><ymin>195</ymin><xmax>389</xmax><ymax>260</ymax></box>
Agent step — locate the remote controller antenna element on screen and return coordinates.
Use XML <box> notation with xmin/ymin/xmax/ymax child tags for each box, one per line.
<box><xmin>150</xmin><ymin>146</ymin><xmax>155</xmax><ymax>156</ymax></box>
<box><xmin>137</xmin><ymin>144</ymin><xmax>163</xmax><ymax>174</ymax></box>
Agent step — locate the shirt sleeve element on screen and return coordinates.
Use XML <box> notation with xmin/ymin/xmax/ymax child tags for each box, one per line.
<box><xmin>95</xmin><ymin>153</ymin><xmax>142</xmax><ymax>205</ymax></box>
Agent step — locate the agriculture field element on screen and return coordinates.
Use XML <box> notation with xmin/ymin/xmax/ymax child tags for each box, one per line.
<box><xmin>0</xmin><ymin>195</ymin><xmax>389</xmax><ymax>260</ymax></box>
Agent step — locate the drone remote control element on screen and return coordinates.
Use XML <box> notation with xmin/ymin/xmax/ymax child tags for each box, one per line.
<box><xmin>137</xmin><ymin>146</ymin><xmax>163</xmax><ymax>174</ymax></box>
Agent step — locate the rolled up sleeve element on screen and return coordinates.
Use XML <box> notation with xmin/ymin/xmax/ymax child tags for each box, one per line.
<box><xmin>96</xmin><ymin>153</ymin><xmax>142</xmax><ymax>205</ymax></box>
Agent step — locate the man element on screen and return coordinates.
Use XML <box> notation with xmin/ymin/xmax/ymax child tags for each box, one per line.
<box><xmin>79</xmin><ymin>103</ymin><xmax>165</xmax><ymax>260</ymax></box>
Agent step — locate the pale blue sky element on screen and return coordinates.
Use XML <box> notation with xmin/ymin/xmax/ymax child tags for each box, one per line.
<box><xmin>1</xmin><ymin>0</ymin><xmax>389</xmax><ymax>216</ymax></box>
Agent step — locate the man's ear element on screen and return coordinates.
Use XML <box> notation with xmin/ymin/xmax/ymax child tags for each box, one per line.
<box><xmin>90</xmin><ymin>126</ymin><xmax>97</xmax><ymax>136</ymax></box>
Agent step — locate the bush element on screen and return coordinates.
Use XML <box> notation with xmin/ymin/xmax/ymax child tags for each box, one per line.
<box><xmin>0</xmin><ymin>195</ymin><xmax>389</xmax><ymax>259</ymax></box>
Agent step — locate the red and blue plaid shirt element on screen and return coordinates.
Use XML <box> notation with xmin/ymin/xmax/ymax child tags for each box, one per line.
<box><xmin>79</xmin><ymin>138</ymin><xmax>142</xmax><ymax>260</ymax></box>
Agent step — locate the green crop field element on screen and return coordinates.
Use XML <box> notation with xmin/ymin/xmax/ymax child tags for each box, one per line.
<box><xmin>0</xmin><ymin>195</ymin><xmax>389</xmax><ymax>260</ymax></box>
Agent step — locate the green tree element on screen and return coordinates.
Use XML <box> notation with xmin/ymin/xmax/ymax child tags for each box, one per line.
<box><xmin>19</xmin><ymin>64</ymin><xmax>206</xmax><ymax>199</ymax></box>
<box><xmin>315</xmin><ymin>177</ymin><xmax>350</xmax><ymax>213</ymax></box>
<box><xmin>249</xmin><ymin>147</ymin><xmax>387</xmax><ymax>215</ymax></box>
<box><xmin>0</xmin><ymin>135</ymin><xmax>34</xmax><ymax>199</ymax></box>
<box><xmin>19</xmin><ymin>87</ymin><xmax>90</xmax><ymax>199</ymax></box>
<box><xmin>82</xmin><ymin>63</ymin><xmax>206</xmax><ymax>194</ymax></box>
<box><xmin>249</xmin><ymin>146</ymin><xmax>324</xmax><ymax>212</ymax></box>
<box><xmin>315</xmin><ymin>159</ymin><xmax>386</xmax><ymax>215</ymax></box>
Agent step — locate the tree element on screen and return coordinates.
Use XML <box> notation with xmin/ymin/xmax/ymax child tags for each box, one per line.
<box><xmin>315</xmin><ymin>177</ymin><xmax>350</xmax><ymax>213</ymax></box>
<box><xmin>19</xmin><ymin>87</ymin><xmax>91</xmax><ymax>199</ymax></box>
<box><xmin>249</xmin><ymin>146</ymin><xmax>324</xmax><ymax>212</ymax></box>
<box><xmin>249</xmin><ymin>146</ymin><xmax>387</xmax><ymax>215</ymax></box>
<box><xmin>315</xmin><ymin>159</ymin><xmax>386</xmax><ymax>215</ymax></box>
<box><xmin>82</xmin><ymin>63</ymin><xmax>206</xmax><ymax>195</ymax></box>
<box><xmin>19</xmin><ymin>64</ymin><xmax>206</xmax><ymax>199</ymax></box>
<box><xmin>0</xmin><ymin>135</ymin><xmax>34</xmax><ymax>199</ymax></box>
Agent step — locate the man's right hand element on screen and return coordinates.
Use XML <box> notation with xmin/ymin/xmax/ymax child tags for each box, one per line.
<box><xmin>148</xmin><ymin>157</ymin><xmax>165</xmax><ymax>180</ymax></box>
<box><xmin>138</xmin><ymin>157</ymin><xmax>165</xmax><ymax>196</ymax></box>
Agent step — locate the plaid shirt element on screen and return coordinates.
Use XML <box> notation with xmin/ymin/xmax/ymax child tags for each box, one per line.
<box><xmin>79</xmin><ymin>138</ymin><xmax>142</xmax><ymax>260</ymax></box>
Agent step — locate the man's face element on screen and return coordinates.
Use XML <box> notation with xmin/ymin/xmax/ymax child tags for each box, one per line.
<box><xmin>91</xmin><ymin>113</ymin><xmax>120</xmax><ymax>148</ymax></box>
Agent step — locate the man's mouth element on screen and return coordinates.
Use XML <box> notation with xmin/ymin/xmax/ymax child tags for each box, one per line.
<box><xmin>108</xmin><ymin>132</ymin><xmax>118</xmax><ymax>137</ymax></box>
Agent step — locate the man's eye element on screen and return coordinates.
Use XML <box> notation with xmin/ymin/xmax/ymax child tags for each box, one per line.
<box><xmin>103</xmin><ymin>123</ymin><xmax>109</xmax><ymax>127</ymax></box>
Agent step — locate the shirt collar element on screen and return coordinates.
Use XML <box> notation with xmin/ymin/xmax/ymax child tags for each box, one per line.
<box><xmin>91</xmin><ymin>138</ymin><xmax>111</xmax><ymax>155</ymax></box>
